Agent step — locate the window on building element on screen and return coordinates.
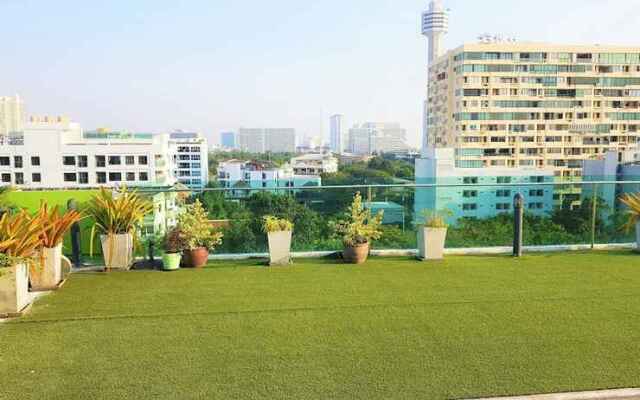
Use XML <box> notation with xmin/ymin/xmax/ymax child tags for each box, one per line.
<box><xmin>190</xmin><ymin>147</ymin><xmax>200</xmax><ymax>152</ymax></box>
<box><xmin>0</xmin><ymin>157</ymin><xmax>9</xmax><ymax>166</ymax></box>
<box><xmin>108</xmin><ymin>156</ymin><xmax>121</xmax><ymax>165</ymax></box>
<box><xmin>262</xmin><ymin>182</ymin><xmax>267</xmax><ymax>188</ymax></box>
<box><xmin>13</xmin><ymin>156</ymin><xmax>22</xmax><ymax>168</ymax></box>
<box><xmin>463</xmin><ymin>190</ymin><xmax>478</xmax><ymax>198</ymax></box>
<box><xmin>125</xmin><ymin>156</ymin><xmax>135</xmax><ymax>165</ymax></box>
<box><xmin>496</xmin><ymin>203</ymin><xmax>511</xmax><ymax>211</ymax></box>
<box><xmin>462</xmin><ymin>203</ymin><xmax>478</xmax><ymax>211</ymax></box>
<box><xmin>63</xmin><ymin>156</ymin><xmax>75</xmax><ymax>166</ymax></box>
<box><xmin>95</xmin><ymin>156</ymin><xmax>106</xmax><ymax>167</ymax></box>
<box><xmin>138</xmin><ymin>156</ymin><xmax>148</xmax><ymax>165</ymax></box>
<box><xmin>14</xmin><ymin>173</ymin><xmax>23</xmax><ymax>185</ymax></box>
<box><xmin>191</xmin><ymin>155</ymin><xmax>201</xmax><ymax>161</ymax></box>
<box><xmin>139</xmin><ymin>172</ymin><xmax>149</xmax><ymax>181</ymax></box>
<box><xmin>78</xmin><ymin>156</ymin><xmax>88</xmax><ymax>168</ymax></box>
<box><xmin>530</xmin><ymin>176</ymin><xmax>545</xmax><ymax>183</ymax></box>
<box><xmin>126</xmin><ymin>172</ymin><xmax>136</xmax><ymax>181</ymax></box>
<box><xmin>31</xmin><ymin>173</ymin><xmax>41</xmax><ymax>183</ymax></box>
<box><xmin>497</xmin><ymin>176</ymin><xmax>512</xmax><ymax>184</ymax></box>
<box><xmin>108</xmin><ymin>172</ymin><xmax>122</xmax><ymax>182</ymax></box>
<box><xmin>1</xmin><ymin>173</ymin><xmax>10</xmax><ymax>183</ymax></box>
<box><xmin>96</xmin><ymin>172</ymin><xmax>107</xmax><ymax>183</ymax></box>
<box><xmin>528</xmin><ymin>202</ymin><xmax>544</xmax><ymax>210</ymax></box>
<box><xmin>64</xmin><ymin>173</ymin><xmax>77</xmax><ymax>182</ymax></box>
<box><xmin>496</xmin><ymin>190</ymin><xmax>511</xmax><ymax>197</ymax></box>
<box><xmin>79</xmin><ymin>172</ymin><xmax>89</xmax><ymax>184</ymax></box>
<box><xmin>31</xmin><ymin>156</ymin><xmax>40</xmax><ymax>166</ymax></box>
<box><xmin>529</xmin><ymin>189</ymin><xmax>544</xmax><ymax>197</ymax></box>
<box><xmin>463</xmin><ymin>177</ymin><xmax>478</xmax><ymax>184</ymax></box>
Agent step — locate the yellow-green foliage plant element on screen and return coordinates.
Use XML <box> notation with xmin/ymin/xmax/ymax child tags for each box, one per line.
<box><xmin>0</xmin><ymin>210</ymin><xmax>43</xmax><ymax>275</ymax></box>
<box><xmin>36</xmin><ymin>203</ymin><xmax>83</xmax><ymax>248</ymax></box>
<box><xmin>177</xmin><ymin>200</ymin><xmax>223</xmax><ymax>250</ymax></box>
<box><xmin>262</xmin><ymin>216</ymin><xmax>294</xmax><ymax>233</ymax></box>
<box><xmin>334</xmin><ymin>192</ymin><xmax>384</xmax><ymax>247</ymax></box>
<box><xmin>620</xmin><ymin>192</ymin><xmax>640</xmax><ymax>233</ymax></box>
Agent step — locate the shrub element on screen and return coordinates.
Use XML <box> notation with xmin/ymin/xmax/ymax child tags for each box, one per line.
<box><xmin>178</xmin><ymin>200</ymin><xmax>223</xmax><ymax>251</ymax></box>
<box><xmin>263</xmin><ymin>216</ymin><xmax>293</xmax><ymax>233</ymax></box>
<box><xmin>334</xmin><ymin>193</ymin><xmax>384</xmax><ymax>247</ymax></box>
<box><xmin>163</xmin><ymin>227</ymin><xmax>187</xmax><ymax>253</ymax></box>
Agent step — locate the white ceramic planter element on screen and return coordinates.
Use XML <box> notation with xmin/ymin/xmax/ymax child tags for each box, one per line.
<box><xmin>30</xmin><ymin>244</ymin><xmax>63</xmax><ymax>291</ymax></box>
<box><xmin>417</xmin><ymin>227</ymin><xmax>448</xmax><ymax>261</ymax></box>
<box><xmin>636</xmin><ymin>222</ymin><xmax>640</xmax><ymax>252</ymax></box>
<box><xmin>267</xmin><ymin>231</ymin><xmax>292</xmax><ymax>266</ymax></box>
<box><xmin>0</xmin><ymin>263</ymin><xmax>30</xmax><ymax>317</ymax></box>
<box><xmin>100</xmin><ymin>233</ymin><xmax>134</xmax><ymax>271</ymax></box>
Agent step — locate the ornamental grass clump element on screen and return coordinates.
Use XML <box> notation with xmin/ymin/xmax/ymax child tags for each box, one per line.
<box><xmin>36</xmin><ymin>203</ymin><xmax>83</xmax><ymax>248</ymax></box>
<box><xmin>87</xmin><ymin>187</ymin><xmax>153</xmax><ymax>237</ymax></box>
<box><xmin>620</xmin><ymin>192</ymin><xmax>640</xmax><ymax>233</ymax></box>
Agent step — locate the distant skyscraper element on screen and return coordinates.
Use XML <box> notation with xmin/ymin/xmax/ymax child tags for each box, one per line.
<box><xmin>330</xmin><ymin>114</ymin><xmax>345</xmax><ymax>154</ymax></box>
<box><xmin>220</xmin><ymin>131</ymin><xmax>236</xmax><ymax>149</ymax></box>
<box><xmin>348</xmin><ymin>123</ymin><xmax>408</xmax><ymax>155</ymax></box>
<box><xmin>238</xmin><ymin>128</ymin><xmax>296</xmax><ymax>153</ymax></box>
<box><xmin>0</xmin><ymin>95</ymin><xmax>24</xmax><ymax>135</ymax></box>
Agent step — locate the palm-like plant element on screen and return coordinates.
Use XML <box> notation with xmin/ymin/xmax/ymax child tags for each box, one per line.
<box><xmin>87</xmin><ymin>187</ymin><xmax>153</xmax><ymax>236</ymax></box>
<box><xmin>620</xmin><ymin>192</ymin><xmax>640</xmax><ymax>233</ymax></box>
<box><xmin>0</xmin><ymin>210</ymin><xmax>43</xmax><ymax>258</ymax></box>
<box><xmin>36</xmin><ymin>203</ymin><xmax>83</xmax><ymax>248</ymax></box>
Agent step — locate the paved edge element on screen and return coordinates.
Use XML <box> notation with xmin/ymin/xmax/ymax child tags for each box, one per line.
<box><xmin>467</xmin><ymin>388</ymin><xmax>640</xmax><ymax>400</ymax></box>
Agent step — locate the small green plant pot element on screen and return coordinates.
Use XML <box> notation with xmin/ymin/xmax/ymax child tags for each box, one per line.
<box><xmin>162</xmin><ymin>253</ymin><xmax>182</xmax><ymax>271</ymax></box>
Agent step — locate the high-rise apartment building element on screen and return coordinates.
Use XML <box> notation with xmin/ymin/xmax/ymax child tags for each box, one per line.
<box><xmin>330</xmin><ymin>114</ymin><xmax>345</xmax><ymax>154</ymax></box>
<box><xmin>348</xmin><ymin>122</ymin><xmax>408</xmax><ymax>155</ymax></box>
<box><xmin>426</xmin><ymin>42</ymin><xmax>640</xmax><ymax>180</ymax></box>
<box><xmin>237</xmin><ymin>128</ymin><xmax>296</xmax><ymax>153</ymax></box>
<box><xmin>0</xmin><ymin>95</ymin><xmax>24</xmax><ymax>136</ymax></box>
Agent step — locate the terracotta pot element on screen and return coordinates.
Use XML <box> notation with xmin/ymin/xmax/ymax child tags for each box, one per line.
<box><xmin>182</xmin><ymin>247</ymin><xmax>209</xmax><ymax>268</ymax></box>
<box><xmin>343</xmin><ymin>242</ymin><xmax>370</xmax><ymax>264</ymax></box>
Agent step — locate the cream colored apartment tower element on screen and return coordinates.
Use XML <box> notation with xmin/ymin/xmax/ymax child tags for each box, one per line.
<box><xmin>0</xmin><ymin>95</ymin><xmax>24</xmax><ymax>135</ymax></box>
<box><xmin>427</xmin><ymin>42</ymin><xmax>640</xmax><ymax>180</ymax></box>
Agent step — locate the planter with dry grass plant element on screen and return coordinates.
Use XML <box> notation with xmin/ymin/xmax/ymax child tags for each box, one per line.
<box><xmin>30</xmin><ymin>203</ymin><xmax>82</xmax><ymax>291</ymax></box>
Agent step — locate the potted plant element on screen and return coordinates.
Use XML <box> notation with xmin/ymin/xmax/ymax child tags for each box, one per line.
<box><xmin>178</xmin><ymin>200</ymin><xmax>223</xmax><ymax>268</ymax></box>
<box><xmin>87</xmin><ymin>187</ymin><xmax>153</xmax><ymax>271</ymax></box>
<box><xmin>620</xmin><ymin>192</ymin><xmax>640</xmax><ymax>250</ymax></box>
<box><xmin>263</xmin><ymin>216</ymin><xmax>293</xmax><ymax>266</ymax></box>
<box><xmin>162</xmin><ymin>227</ymin><xmax>185</xmax><ymax>271</ymax></box>
<box><xmin>417</xmin><ymin>209</ymin><xmax>451</xmax><ymax>261</ymax></box>
<box><xmin>334</xmin><ymin>193</ymin><xmax>384</xmax><ymax>264</ymax></box>
<box><xmin>0</xmin><ymin>210</ymin><xmax>42</xmax><ymax>316</ymax></box>
<box><xmin>30</xmin><ymin>203</ymin><xmax>82</xmax><ymax>290</ymax></box>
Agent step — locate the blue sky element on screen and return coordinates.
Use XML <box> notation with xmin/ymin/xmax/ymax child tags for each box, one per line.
<box><xmin>2</xmin><ymin>0</ymin><xmax>639</xmax><ymax>147</ymax></box>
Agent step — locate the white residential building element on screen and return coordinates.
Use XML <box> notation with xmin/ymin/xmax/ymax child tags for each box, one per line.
<box><xmin>0</xmin><ymin>95</ymin><xmax>23</xmax><ymax>136</ymax></box>
<box><xmin>348</xmin><ymin>122</ymin><xmax>408</xmax><ymax>155</ymax></box>
<box><xmin>217</xmin><ymin>160</ymin><xmax>321</xmax><ymax>197</ymax></box>
<box><xmin>0</xmin><ymin>118</ymin><xmax>172</xmax><ymax>189</ymax></box>
<box><xmin>291</xmin><ymin>153</ymin><xmax>338</xmax><ymax>176</ymax></box>
<box><xmin>237</xmin><ymin>128</ymin><xmax>296</xmax><ymax>153</ymax></box>
<box><xmin>168</xmin><ymin>131</ymin><xmax>209</xmax><ymax>190</ymax></box>
<box><xmin>330</xmin><ymin>114</ymin><xmax>346</xmax><ymax>154</ymax></box>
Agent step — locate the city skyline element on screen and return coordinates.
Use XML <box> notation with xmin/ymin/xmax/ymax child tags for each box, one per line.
<box><xmin>2</xmin><ymin>0</ymin><xmax>639</xmax><ymax>148</ymax></box>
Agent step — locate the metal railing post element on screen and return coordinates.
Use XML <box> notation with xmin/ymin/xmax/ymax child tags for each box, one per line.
<box><xmin>67</xmin><ymin>199</ymin><xmax>82</xmax><ymax>268</ymax></box>
<box><xmin>513</xmin><ymin>193</ymin><xmax>524</xmax><ymax>257</ymax></box>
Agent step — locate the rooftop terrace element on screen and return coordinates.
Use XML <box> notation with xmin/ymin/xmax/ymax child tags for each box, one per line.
<box><xmin>3</xmin><ymin>252</ymin><xmax>640</xmax><ymax>399</ymax></box>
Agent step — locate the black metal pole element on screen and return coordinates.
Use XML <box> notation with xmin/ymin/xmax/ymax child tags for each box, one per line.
<box><xmin>67</xmin><ymin>199</ymin><xmax>82</xmax><ymax>268</ymax></box>
<box><xmin>513</xmin><ymin>193</ymin><xmax>524</xmax><ymax>257</ymax></box>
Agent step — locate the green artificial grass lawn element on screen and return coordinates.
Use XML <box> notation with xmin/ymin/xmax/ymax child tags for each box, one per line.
<box><xmin>2</xmin><ymin>252</ymin><xmax>640</xmax><ymax>399</ymax></box>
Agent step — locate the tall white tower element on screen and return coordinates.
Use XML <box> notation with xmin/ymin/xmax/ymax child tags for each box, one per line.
<box><xmin>421</xmin><ymin>0</ymin><xmax>449</xmax><ymax>63</ymax></box>
<box><xmin>330</xmin><ymin>114</ymin><xmax>345</xmax><ymax>154</ymax></box>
